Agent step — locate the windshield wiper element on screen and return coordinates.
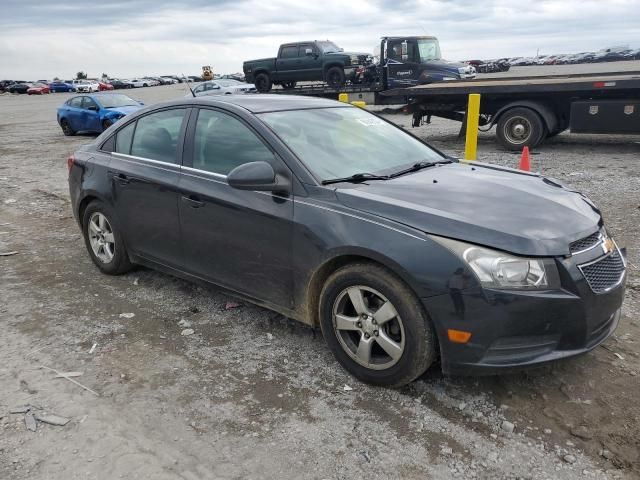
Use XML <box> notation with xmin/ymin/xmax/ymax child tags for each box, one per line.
<box><xmin>321</xmin><ymin>172</ymin><xmax>390</xmax><ymax>185</ymax></box>
<box><xmin>389</xmin><ymin>159</ymin><xmax>452</xmax><ymax>178</ymax></box>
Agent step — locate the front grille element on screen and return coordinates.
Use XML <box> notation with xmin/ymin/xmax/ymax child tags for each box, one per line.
<box><xmin>579</xmin><ymin>249</ymin><xmax>625</xmax><ymax>293</ymax></box>
<box><xmin>570</xmin><ymin>232</ymin><xmax>602</xmax><ymax>254</ymax></box>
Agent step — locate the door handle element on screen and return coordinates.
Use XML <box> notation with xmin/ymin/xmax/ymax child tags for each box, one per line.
<box><xmin>111</xmin><ymin>172</ymin><xmax>130</xmax><ymax>185</ymax></box>
<box><xmin>181</xmin><ymin>195</ymin><xmax>204</xmax><ymax>208</ymax></box>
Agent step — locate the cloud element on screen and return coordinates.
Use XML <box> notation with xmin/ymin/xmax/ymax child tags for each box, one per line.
<box><xmin>1</xmin><ymin>0</ymin><xmax>639</xmax><ymax>79</ymax></box>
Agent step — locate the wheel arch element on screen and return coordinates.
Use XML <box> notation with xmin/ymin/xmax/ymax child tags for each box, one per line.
<box><xmin>303</xmin><ymin>249</ymin><xmax>424</xmax><ymax>327</ymax></box>
<box><xmin>323</xmin><ymin>62</ymin><xmax>344</xmax><ymax>76</ymax></box>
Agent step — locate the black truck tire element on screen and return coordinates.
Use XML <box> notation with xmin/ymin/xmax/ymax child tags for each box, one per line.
<box><xmin>255</xmin><ymin>73</ymin><xmax>272</xmax><ymax>93</ymax></box>
<box><xmin>326</xmin><ymin>66</ymin><xmax>346</xmax><ymax>89</ymax></box>
<box><xmin>496</xmin><ymin>107</ymin><xmax>546</xmax><ymax>150</ymax></box>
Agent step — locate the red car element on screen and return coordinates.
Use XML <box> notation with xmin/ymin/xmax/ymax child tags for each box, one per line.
<box><xmin>27</xmin><ymin>83</ymin><xmax>50</xmax><ymax>95</ymax></box>
<box><xmin>98</xmin><ymin>82</ymin><xmax>114</xmax><ymax>91</ymax></box>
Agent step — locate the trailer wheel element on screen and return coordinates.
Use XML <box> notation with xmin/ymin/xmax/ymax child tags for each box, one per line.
<box><xmin>282</xmin><ymin>81</ymin><xmax>297</xmax><ymax>90</ymax></box>
<box><xmin>255</xmin><ymin>73</ymin><xmax>272</xmax><ymax>93</ymax></box>
<box><xmin>326</xmin><ymin>67</ymin><xmax>346</xmax><ymax>89</ymax></box>
<box><xmin>496</xmin><ymin>107</ymin><xmax>545</xmax><ymax>150</ymax></box>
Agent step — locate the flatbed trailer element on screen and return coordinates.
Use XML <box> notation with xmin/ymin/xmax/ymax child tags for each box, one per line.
<box><xmin>270</xmin><ymin>70</ymin><xmax>640</xmax><ymax>149</ymax></box>
<box><xmin>383</xmin><ymin>71</ymin><xmax>640</xmax><ymax>149</ymax></box>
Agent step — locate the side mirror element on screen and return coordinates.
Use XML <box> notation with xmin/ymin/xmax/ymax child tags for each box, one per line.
<box><xmin>305</xmin><ymin>48</ymin><xmax>313</xmax><ymax>56</ymax></box>
<box><xmin>227</xmin><ymin>161</ymin><xmax>280</xmax><ymax>191</ymax></box>
<box><xmin>87</xmin><ymin>105</ymin><xmax>98</xmax><ymax>111</ymax></box>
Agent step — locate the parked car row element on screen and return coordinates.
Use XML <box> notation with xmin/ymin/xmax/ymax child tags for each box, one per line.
<box><xmin>474</xmin><ymin>46</ymin><xmax>640</xmax><ymax>68</ymax></box>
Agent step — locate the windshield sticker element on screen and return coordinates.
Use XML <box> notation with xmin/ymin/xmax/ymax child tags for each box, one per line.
<box><xmin>356</xmin><ymin>118</ymin><xmax>385</xmax><ymax>127</ymax></box>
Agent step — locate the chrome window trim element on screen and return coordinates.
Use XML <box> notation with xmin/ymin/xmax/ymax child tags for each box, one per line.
<box><xmin>181</xmin><ymin>165</ymin><xmax>228</xmax><ymax>181</ymax></box>
<box><xmin>111</xmin><ymin>152</ymin><xmax>180</xmax><ymax>173</ymax></box>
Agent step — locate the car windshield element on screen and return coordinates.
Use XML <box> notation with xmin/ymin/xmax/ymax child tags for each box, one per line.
<box><xmin>216</xmin><ymin>79</ymin><xmax>241</xmax><ymax>86</ymax></box>
<box><xmin>259</xmin><ymin>107</ymin><xmax>444</xmax><ymax>181</ymax></box>
<box><xmin>417</xmin><ymin>38</ymin><xmax>442</xmax><ymax>61</ymax></box>
<box><xmin>96</xmin><ymin>94</ymin><xmax>138</xmax><ymax>108</ymax></box>
<box><xmin>317</xmin><ymin>41</ymin><xmax>341</xmax><ymax>53</ymax></box>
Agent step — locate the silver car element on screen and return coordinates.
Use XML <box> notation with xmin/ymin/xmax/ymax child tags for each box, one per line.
<box><xmin>187</xmin><ymin>79</ymin><xmax>256</xmax><ymax>98</ymax></box>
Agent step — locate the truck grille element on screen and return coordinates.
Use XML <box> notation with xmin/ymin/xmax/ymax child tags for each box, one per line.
<box><xmin>579</xmin><ymin>249</ymin><xmax>625</xmax><ymax>293</ymax></box>
<box><xmin>570</xmin><ymin>232</ymin><xmax>601</xmax><ymax>254</ymax></box>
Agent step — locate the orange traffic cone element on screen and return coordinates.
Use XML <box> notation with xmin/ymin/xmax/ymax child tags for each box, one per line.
<box><xmin>519</xmin><ymin>146</ymin><xmax>531</xmax><ymax>171</ymax></box>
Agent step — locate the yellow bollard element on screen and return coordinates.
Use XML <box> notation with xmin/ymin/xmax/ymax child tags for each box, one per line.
<box><xmin>338</xmin><ymin>93</ymin><xmax>349</xmax><ymax>103</ymax></box>
<box><xmin>464</xmin><ymin>93</ymin><xmax>481</xmax><ymax>161</ymax></box>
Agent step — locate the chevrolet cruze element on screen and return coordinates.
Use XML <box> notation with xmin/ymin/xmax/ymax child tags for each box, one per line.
<box><xmin>67</xmin><ymin>95</ymin><xmax>626</xmax><ymax>387</ymax></box>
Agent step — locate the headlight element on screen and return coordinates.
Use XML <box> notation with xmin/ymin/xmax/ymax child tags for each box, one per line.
<box><xmin>432</xmin><ymin>236</ymin><xmax>551</xmax><ymax>289</ymax></box>
<box><xmin>350</xmin><ymin>55</ymin><xmax>360</xmax><ymax>65</ymax></box>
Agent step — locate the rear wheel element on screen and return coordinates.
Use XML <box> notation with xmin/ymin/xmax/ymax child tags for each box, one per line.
<box><xmin>496</xmin><ymin>107</ymin><xmax>546</xmax><ymax>150</ymax></box>
<box><xmin>282</xmin><ymin>81</ymin><xmax>297</xmax><ymax>90</ymax></box>
<box><xmin>326</xmin><ymin>66</ymin><xmax>346</xmax><ymax>89</ymax></box>
<box><xmin>255</xmin><ymin>73</ymin><xmax>272</xmax><ymax>93</ymax></box>
<box><xmin>319</xmin><ymin>263</ymin><xmax>436</xmax><ymax>387</ymax></box>
<box><xmin>82</xmin><ymin>201</ymin><xmax>132</xmax><ymax>275</ymax></box>
<box><xmin>60</xmin><ymin>119</ymin><xmax>75</xmax><ymax>136</ymax></box>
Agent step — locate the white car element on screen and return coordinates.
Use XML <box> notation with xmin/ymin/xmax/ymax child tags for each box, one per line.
<box><xmin>142</xmin><ymin>78</ymin><xmax>160</xmax><ymax>86</ymax></box>
<box><xmin>160</xmin><ymin>76</ymin><xmax>179</xmax><ymax>84</ymax></box>
<box><xmin>72</xmin><ymin>79</ymin><xmax>99</xmax><ymax>93</ymax></box>
<box><xmin>126</xmin><ymin>78</ymin><xmax>151</xmax><ymax>88</ymax></box>
<box><xmin>186</xmin><ymin>79</ymin><xmax>256</xmax><ymax>98</ymax></box>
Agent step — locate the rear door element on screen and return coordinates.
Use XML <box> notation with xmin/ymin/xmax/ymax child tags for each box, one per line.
<box><xmin>177</xmin><ymin>107</ymin><xmax>294</xmax><ymax>307</ymax></box>
<box><xmin>275</xmin><ymin>45</ymin><xmax>301</xmax><ymax>80</ymax></box>
<box><xmin>65</xmin><ymin>96</ymin><xmax>85</xmax><ymax>131</ymax></box>
<box><xmin>107</xmin><ymin>108</ymin><xmax>189</xmax><ymax>268</ymax></box>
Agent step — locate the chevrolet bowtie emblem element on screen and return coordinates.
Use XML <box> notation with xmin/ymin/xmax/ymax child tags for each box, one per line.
<box><xmin>602</xmin><ymin>237</ymin><xmax>614</xmax><ymax>255</ymax></box>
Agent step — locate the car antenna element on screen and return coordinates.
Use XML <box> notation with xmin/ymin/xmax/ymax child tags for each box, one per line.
<box><xmin>182</xmin><ymin>73</ymin><xmax>196</xmax><ymax>98</ymax></box>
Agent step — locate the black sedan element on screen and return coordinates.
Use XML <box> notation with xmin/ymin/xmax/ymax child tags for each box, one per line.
<box><xmin>7</xmin><ymin>82</ymin><xmax>32</xmax><ymax>94</ymax></box>
<box><xmin>67</xmin><ymin>95</ymin><xmax>626</xmax><ymax>387</ymax></box>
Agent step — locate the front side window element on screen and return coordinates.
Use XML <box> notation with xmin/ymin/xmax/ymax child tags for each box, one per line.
<box><xmin>130</xmin><ymin>109</ymin><xmax>186</xmax><ymax>163</ymax></box>
<box><xmin>192</xmin><ymin>109</ymin><xmax>275</xmax><ymax>175</ymax></box>
<box><xmin>259</xmin><ymin>107</ymin><xmax>444</xmax><ymax>181</ymax></box>
<box><xmin>82</xmin><ymin>97</ymin><xmax>98</xmax><ymax>110</ymax></box>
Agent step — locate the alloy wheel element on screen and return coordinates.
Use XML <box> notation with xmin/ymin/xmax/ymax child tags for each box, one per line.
<box><xmin>332</xmin><ymin>285</ymin><xmax>405</xmax><ymax>370</ymax></box>
<box><xmin>88</xmin><ymin>212</ymin><xmax>115</xmax><ymax>263</ymax></box>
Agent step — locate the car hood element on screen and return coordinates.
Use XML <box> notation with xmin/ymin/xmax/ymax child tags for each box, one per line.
<box><xmin>106</xmin><ymin>105</ymin><xmax>141</xmax><ymax>115</ymax></box>
<box><xmin>334</xmin><ymin>162</ymin><xmax>601</xmax><ymax>256</ymax></box>
<box><xmin>423</xmin><ymin>59</ymin><xmax>470</xmax><ymax>72</ymax></box>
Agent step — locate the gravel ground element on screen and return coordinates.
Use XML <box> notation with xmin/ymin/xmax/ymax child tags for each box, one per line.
<box><xmin>1</xmin><ymin>78</ymin><xmax>639</xmax><ymax>479</ymax></box>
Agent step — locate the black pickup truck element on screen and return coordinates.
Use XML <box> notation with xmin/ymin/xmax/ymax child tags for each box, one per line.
<box><xmin>243</xmin><ymin>40</ymin><xmax>372</xmax><ymax>92</ymax></box>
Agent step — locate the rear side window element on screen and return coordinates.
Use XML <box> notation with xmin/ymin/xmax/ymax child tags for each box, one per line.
<box><xmin>192</xmin><ymin>109</ymin><xmax>275</xmax><ymax>175</ymax></box>
<box><xmin>115</xmin><ymin>122</ymin><xmax>136</xmax><ymax>154</ymax></box>
<box><xmin>280</xmin><ymin>46</ymin><xmax>299</xmax><ymax>58</ymax></box>
<box><xmin>68</xmin><ymin>97</ymin><xmax>83</xmax><ymax>108</ymax></box>
<box><xmin>130</xmin><ymin>109</ymin><xmax>186</xmax><ymax>163</ymax></box>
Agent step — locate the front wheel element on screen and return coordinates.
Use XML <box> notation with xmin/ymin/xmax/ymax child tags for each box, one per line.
<box><xmin>82</xmin><ymin>201</ymin><xmax>132</xmax><ymax>275</ymax></box>
<box><xmin>254</xmin><ymin>73</ymin><xmax>272</xmax><ymax>93</ymax></box>
<box><xmin>102</xmin><ymin>119</ymin><xmax>113</xmax><ymax>131</ymax></box>
<box><xmin>319</xmin><ymin>263</ymin><xmax>437</xmax><ymax>387</ymax></box>
<box><xmin>326</xmin><ymin>66</ymin><xmax>346</xmax><ymax>89</ymax></box>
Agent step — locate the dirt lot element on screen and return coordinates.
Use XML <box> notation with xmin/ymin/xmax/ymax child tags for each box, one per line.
<box><xmin>1</xmin><ymin>80</ymin><xmax>639</xmax><ymax>479</ymax></box>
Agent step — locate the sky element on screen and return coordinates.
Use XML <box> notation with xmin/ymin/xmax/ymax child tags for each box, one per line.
<box><xmin>1</xmin><ymin>0</ymin><xmax>639</xmax><ymax>80</ymax></box>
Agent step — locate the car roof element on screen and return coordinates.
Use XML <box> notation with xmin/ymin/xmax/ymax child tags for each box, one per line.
<box><xmin>180</xmin><ymin>94</ymin><xmax>348</xmax><ymax>113</ymax></box>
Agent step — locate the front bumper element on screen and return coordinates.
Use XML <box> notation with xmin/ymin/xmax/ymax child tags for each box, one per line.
<box><xmin>422</xmin><ymin>248</ymin><xmax>626</xmax><ymax>375</ymax></box>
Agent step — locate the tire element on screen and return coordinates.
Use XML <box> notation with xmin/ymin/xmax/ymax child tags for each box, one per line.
<box><xmin>282</xmin><ymin>81</ymin><xmax>297</xmax><ymax>90</ymax></box>
<box><xmin>326</xmin><ymin>66</ymin><xmax>346</xmax><ymax>89</ymax></box>
<box><xmin>143</xmin><ymin>83</ymin><xmax>148</xmax><ymax>88</ymax></box>
<box><xmin>319</xmin><ymin>263</ymin><xmax>436</xmax><ymax>388</ymax></box>
<box><xmin>254</xmin><ymin>73</ymin><xmax>272</xmax><ymax>93</ymax></box>
<box><xmin>102</xmin><ymin>119</ymin><xmax>113</xmax><ymax>131</ymax></box>
<box><xmin>82</xmin><ymin>201</ymin><xmax>133</xmax><ymax>275</ymax></box>
<box><xmin>60</xmin><ymin>119</ymin><xmax>76</xmax><ymax>136</ymax></box>
<box><xmin>496</xmin><ymin>107</ymin><xmax>546</xmax><ymax>150</ymax></box>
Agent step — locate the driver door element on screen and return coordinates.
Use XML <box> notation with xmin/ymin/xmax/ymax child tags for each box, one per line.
<box><xmin>81</xmin><ymin>97</ymin><xmax>101</xmax><ymax>132</ymax></box>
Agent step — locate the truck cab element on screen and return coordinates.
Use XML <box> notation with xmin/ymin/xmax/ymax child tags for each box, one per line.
<box><xmin>380</xmin><ymin>36</ymin><xmax>476</xmax><ymax>88</ymax></box>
